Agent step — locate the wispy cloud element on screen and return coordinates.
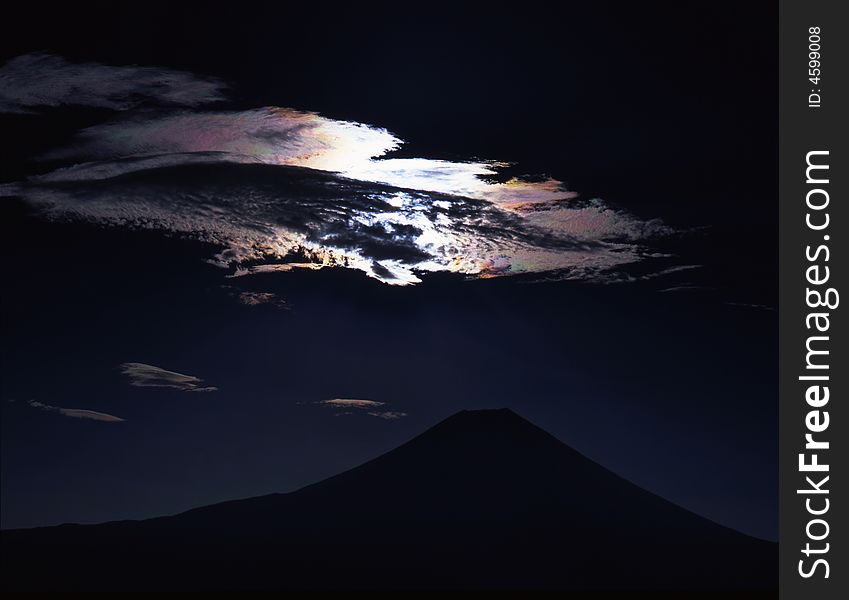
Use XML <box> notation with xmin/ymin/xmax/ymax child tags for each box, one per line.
<box><xmin>315</xmin><ymin>398</ymin><xmax>407</xmax><ymax>419</ymax></box>
<box><xmin>367</xmin><ymin>411</ymin><xmax>407</xmax><ymax>420</ymax></box>
<box><xmin>25</xmin><ymin>399</ymin><xmax>124</xmax><ymax>422</ymax></box>
<box><xmin>0</xmin><ymin>53</ymin><xmax>225</xmax><ymax>113</ymax></box>
<box><xmin>658</xmin><ymin>285</ymin><xmax>714</xmax><ymax>293</ymax></box>
<box><xmin>120</xmin><ymin>362</ymin><xmax>218</xmax><ymax>392</ymax></box>
<box><xmin>317</xmin><ymin>398</ymin><xmax>385</xmax><ymax>409</ymax></box>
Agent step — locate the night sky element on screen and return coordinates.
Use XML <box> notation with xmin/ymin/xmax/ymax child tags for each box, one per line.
<box><xmin>0</xmin><ymin>2</ymin><xmax>777</xmax><ymax>540</ymax></box>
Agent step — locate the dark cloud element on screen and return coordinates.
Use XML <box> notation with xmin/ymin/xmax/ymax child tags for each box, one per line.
<box><xmin>0</xmin><ymin>53</ymin><xmax>226</xmax><ymax>113</ymax></box>
<box><xmin>367</xmin><ymin>411</ymin><xmax>408</xmax><ymax>420</ymax></box>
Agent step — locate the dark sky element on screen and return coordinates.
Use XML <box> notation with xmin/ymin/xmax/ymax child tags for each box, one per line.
<box><xmin>0</xmin><ymin>1</ymin><xmax>777</xmax><ymax>539</ymax></box>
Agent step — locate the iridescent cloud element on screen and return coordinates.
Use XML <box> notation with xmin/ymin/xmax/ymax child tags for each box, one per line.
<box><xmin>5</xmin><ymin>162</ymin><xmax>658</xmax><ymax>285</ymax></box>
<box><xmin>1</xmin><ymin>55</ymin><xmax>676</xmax><ymax>285</ymax></box>
<box><xmin>41</xmin><ymin>107</ymin><xmax>575</xmax><ymax>209</ymax></box>
<box><xmin>315</xmin><ymin>399</ymin><xmax>407</xmax><ymax>420</ymax></box>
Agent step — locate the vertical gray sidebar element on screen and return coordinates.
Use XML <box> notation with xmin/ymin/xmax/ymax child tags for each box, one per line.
<box><xmin>780</xmin><ymin>1</ymin><xmax>847</xmax><ymax>599</ymax></box>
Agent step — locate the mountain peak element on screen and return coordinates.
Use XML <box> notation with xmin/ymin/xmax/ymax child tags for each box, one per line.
<box><xmin>433</xmin><ymin>407</ymin><xmax>533</xmax><ymax>427</ymax></box>
<box><xmin>456</xmin><ymin>407</ymin><xmax>518</xmax><ymax>416</ymax></box>
<box><xmin>420</xmin><ymin>407</ymin><xmax>550</xmax><ymax>442</ymax></box>
<box><xmin>446</xmin><ymin>407</ymin><xmax>522</xmax><ymax>421</ymax></box>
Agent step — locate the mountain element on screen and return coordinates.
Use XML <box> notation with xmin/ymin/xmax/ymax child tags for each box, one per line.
<box><xmin>0</xmin><ymin>409</ymin><xmax>775</xmax><ymax>591</ymax></box>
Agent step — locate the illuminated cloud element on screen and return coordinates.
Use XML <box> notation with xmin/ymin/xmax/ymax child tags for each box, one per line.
<box><xmin>41</xmin><ymin>108</ymin><xmax>572</xmax><ymax>208</ymax></box>
<box><xmin>4</xmin><ymin>161</ymin><xmax>662</xmax><ymax>285</ymax></box>
<box><xmin>315</xmin><ymin>399</ymin><xmax>407</xmax><ymax>419</ymax></box>
<box><xmin>237</xmin><ymin>291</ymin><xmax>288</xmax><ymax>308</ymax></box>
<box><xmin>0</xmin><ymin>55</ymin><xmax>677</xmax><ymax>285</ymax></box>
<box><xmin>318</xmin><ymin>399</ymin><xmax>385</xmax><ymax>409</ymax></box>
<box><xmin>44</xmin><ymin>108</ymin><xmax>399</xmax><ymax>174</ymax></box>
<box><xmin>25</xmin><ymin>399</ymin><xmax>124</xmax><ymax>422</ymax></box>
<box><xmin>40</xmin><ymin>107</ymin><xmax>579</xmax><ymax>210</ymax></box>
<box><xmin>0</xmin><ymin>53</ymin><xmax>226</xmax><ymax>113</ymax></box>
<box><xmin>120</xmin><ymin>362</ymin><xmax>218</xmax><ymax>392</ymax></box>
<box><xmin>230</xmin><ymin>263</ymin><xmax>327</xmax><ymax>277</ymax></box>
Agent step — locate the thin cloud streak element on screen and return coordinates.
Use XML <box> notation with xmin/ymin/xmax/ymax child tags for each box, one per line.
<box><xmin>26</xmin><ymin>400</ymin><xmax>125</xmax><ymax>422</ymax></box>
<box><xmin>368</xmin><ymin>411</ymin><xmax>407</xmax><ymax>420</ymax></box>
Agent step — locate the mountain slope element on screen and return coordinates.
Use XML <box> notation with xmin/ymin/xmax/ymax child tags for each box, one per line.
<box><xmin>0</xmin><ymin>409</ymin><xmax>775</xmax><ymax>591</ymax></box>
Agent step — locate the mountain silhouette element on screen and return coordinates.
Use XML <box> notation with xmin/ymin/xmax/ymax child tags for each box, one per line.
<box><xmin>0</xmin><ymin>409</ymin><xmax>775</xmax><ymax>591</ymax></box>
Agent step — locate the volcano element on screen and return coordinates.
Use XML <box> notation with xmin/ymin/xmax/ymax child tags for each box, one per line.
<box><xmin>0</xmin><ymin>409</ymin><xmax>775</xmax><ymax>591</ymax></box>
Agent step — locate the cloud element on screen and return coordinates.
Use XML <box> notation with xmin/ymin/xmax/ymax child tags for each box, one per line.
<box><xmin>526</xmin><ymin>263</ymin><xmax>702</xmax><ymax>285</ymax></box>
<box><xmin>0</xmin><ymin>53</ymin><xmax>226</xmax><ymax>113</ymax></box>
<box><xmin>43</xmin><ymin>108</ymin><xmax>399</xmax><ymax>174</ymax></box>
<box><xmin>658</xmin><ymin>285</ymin><xmax>714</xmax><ymax>293</ymax></box>
<box><xmin>4</xmin><ymin>161</ymin><xmax>662</xmax><ymax>286</ymax></box>
<box><xmin>316</xmin><ymin>399</ymin><xmax>407</xmax><ymax>419</ymax></box>
<box><xmin>120</xmin><ymin>362</ymin><xmax>218</xmax><ymax>392</ymax></box>
<box><xmin>1</xmin><ymin>55</ymin><xmax>678</xmax><ymax>285</ymax></box>
<box><xmin>237</xmin><ymin>291</ymin><xmax>289</xmax><ymax>309</ymax></box>
<box><xmin>317</xmin><ymin>399</ymin><xmax>385</xmax><ymax>409</ymax></box>
<box><xmin>25</xmin><ymin>399</ymin><xmax>124</xmax><ymax>422</ymax></box>
<box><xmin>367</xmin><ymin>411</ymin><xmax>407</xmax><ymax>420</ymax></box>
<box><xmin>40</xmin><ymin>107</ymin><xmax>577</xmax><ymax>209</ymax></box>
<box><xmin>37</xmin><ymin>106</ymin><xmax>584</xmax><ymax>212</ymax></box>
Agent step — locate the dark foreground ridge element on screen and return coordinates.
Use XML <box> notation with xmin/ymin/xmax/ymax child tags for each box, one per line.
<box><xmin>0</xmin><ymin>409</ymin><xmax>776</xmax><ymax>591</ymax></box>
